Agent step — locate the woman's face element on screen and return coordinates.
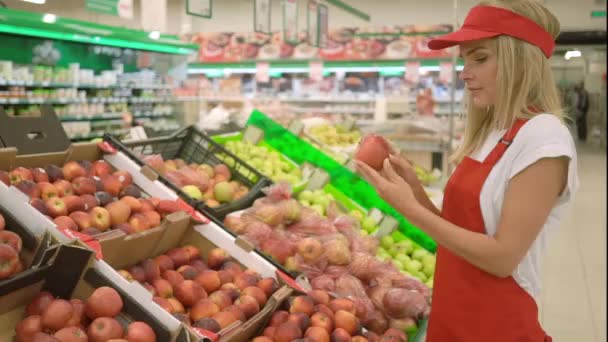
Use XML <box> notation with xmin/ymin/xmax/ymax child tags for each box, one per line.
<box><xmin>459</xmin><ymin>39</ymin><xmax>498</xmax><ymax>107</ymax></box>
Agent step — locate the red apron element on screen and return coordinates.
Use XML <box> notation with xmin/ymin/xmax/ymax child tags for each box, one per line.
<box><xmin>426</xmin><ymin>119</ymin><xmax>552</xmax><ymax>341</ymax></box>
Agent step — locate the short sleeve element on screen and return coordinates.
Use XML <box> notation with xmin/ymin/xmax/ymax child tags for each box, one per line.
<box><xmin>507</xmin><ymin>114</ymin><xmax>579</xmax><ymax>202</ymax></box>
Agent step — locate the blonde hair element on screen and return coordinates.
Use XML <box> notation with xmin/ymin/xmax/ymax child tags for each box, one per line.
<box><xmin>452</xmin><ymin>0</ymin><xmax>566</xmax><ymax>163</ymax></box>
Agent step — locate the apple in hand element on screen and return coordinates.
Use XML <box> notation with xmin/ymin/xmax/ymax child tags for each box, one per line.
<box><xmin>354</xmin><ymin>134</ymin><xmax>390</xmax><ymax>171</ymax></box>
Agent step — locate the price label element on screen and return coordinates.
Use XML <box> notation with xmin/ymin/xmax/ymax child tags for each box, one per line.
<box><xmin>242</xmin><ymin>125</ymin><xmax>264</xmax><ymax>144</ymax></box>
<box><xmin>300</xmin><ymin>162</ymin><xmax>315</xmax><ymax>179</ymax></box>
<box><xmin>277</xmin><ymin>270</ymin><xmax>307</xmax><ymax>293</ymax></box>
<box><xmin>368</xmin><ymin>208</ymin><xmax>384</xmax><ymax>225</ymax></box>
<box><xmin>191</xmin><ymin>327</ymin><xmax>218</xmax><ymax>342</ymax></box>
<box><xmin>305</xmin><ymin>168</ymin><xmax>330</xmax><ymax>190</ymax></box>
<box><xmin>288</xmin><ymin>119</ymin><xmax>305</xmax><ymax>136</ymax></box>
<box><xmin>374</xmin><ymin>215</ymin><xmax>399</xmax><ymax>238</ymax></box>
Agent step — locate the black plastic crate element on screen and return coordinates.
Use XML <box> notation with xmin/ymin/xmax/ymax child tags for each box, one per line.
<box><xmin>103</xmin><ymin>126</ymin><xmax>271</xmax><ymax>221</ymax></box>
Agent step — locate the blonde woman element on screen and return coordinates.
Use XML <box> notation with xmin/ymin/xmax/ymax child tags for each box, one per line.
<box><xmin>356</xmin><ymin>1</ymin><xmax>578</xmax><ymax>340</ymax></box>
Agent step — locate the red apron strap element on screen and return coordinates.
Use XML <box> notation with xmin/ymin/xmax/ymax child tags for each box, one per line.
<box><xmin>483</xmin><ymin>119</ymin><xmax>528</xmax><ymax>165</ymax></box>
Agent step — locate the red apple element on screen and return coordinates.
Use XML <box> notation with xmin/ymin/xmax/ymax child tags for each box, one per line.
<box><xmin>190</xmin><ymin>299</ymin><xmax>220</xmax><ymax>322</ymax></box>
<box><xmin>355</xmin><ymin>134</ymin><xmax>390</xmax><ymax>171</ymax></box>
<box><xmin>0</xmin><ymin>244</ymin><xmax>19</xmax><ymax>279</ymax></box>
<box><xmin>154</xmin><ymin>254</ymin><xmax>175</xmax><ymax>273</ymax></box>
<box><xmin>142</xmin><ymin>258</ymin><xmax>161</xmax><ymax>283</ymax></box>
<box><xmin>125</xmin><ymin>321</ymin><xmax>156</xmax><ymax>342</ymax></box>
<box><xmin>257</xmin><ymin>278</ymin><xmax>279</xmax><ymax>297</ymax></box>
<box><xmin>242</xmin><ymin>286</ymin><xmax>268</xmax><ymax>307</ymax></box>
<box><xmin>194</xmin><ymin>270</ymin><xmax>222</xmax><ymax>293</ymax></box>
<box><xmin>0</xmin><ymin>213</ymin><xmax>4</xmax><ymax>230</ymax></box>
<box><xmin>120</xmin><ymin>196</ymin><xmax>142</xmax><ymax>213</ymax></box>
<box><xmin>62</xmin><ymin>195</ymin><xmax>86</xmax><ymax>214</ymax></box>
<box><xmin>69</xmin><ymin>211</ymin><xmax>92</xmax><ymax>231</ymax></box>
<box><xmin>310</xmin><ymin>312</ymin><xmax>334</xmax><ymax>334</ymax></box>
<box><xmin>334</xmin><ymin>310</ymin><xmax>360</xmax><ymax>336</ymax></box>
<box><xmin>30</xmin><ymin>198</ymin><xmax>50</xmax><ymax>216</ymax></box>
<box><xmin>101</xmin><ymin>175</ymin><xmax>122</xmax><ymax>197</ymax></box>
<box><xmin>26</xmin><ymin>291</ymin><xmax>54</xmax><ymax>316</ymax></box>
<box><xmin>15</xmin><ymin>314</ymin><xmax>43</xmax><ymax>342</ymax></box>
<box><xmin>235</xmin><ymin>295</ymin><xmax>260</xmax><ymax>319</ymax></box>
<box><xmin>208</xmin><ymin>290</ymin><xmax>232</xmax><ymax>310</ymax></box>
<box><xmin>62</xmin><ymin>162</ymin><xmax>86</xmax><ymax>181</ymax></box>
<box><xmin>211</xmin><ymin>311</ymin><xmax>237</xmax><ymax>330</ymax></box>
<box><xmin>128</xmin><ymin>265</ymin><xmax>146</xmax><ymax>283</ymax></box>
<box><xmin>89</xmin><ymin>207</ymin><xmax>111</xmax><ymax>231</ymax></box>
<box><xmin>162</xmin><ymin>270</ymin><xmax>185</xmax><ymax>287</ymax></box>
<box><xmin>113</xmin><ymin>170</ymin><xmax>133</xmax><ymax>188</ymax></box>
<box><xmin>289</xmin><ymin>296</ymin><xmax>315</xmax><ymax>316</ymax></box>
<box><xmin>87</xmin><ymin>317</ymin><xmax>123</xmax><ymax>342</ymax></box>
<box><xmin>72</xmin><ymin>177</ymin><xmax>96</xmax><ymax>196</ymax></box>
<box><xmin>167</xmin><ymin>297</ymin><xmax>185</xmax><ymax>313</ymax></box>
<box><xmin>53</xmin><ymin>180</ymin><xmax>74</xmax><ymax>197</ymax></box>
<box><xmin>38</xmin><ymin>182</ymin><xmax>59</xmax><ymax>201</ymax></box>
<box><xmin>85</xmin><ymin>286</ymin><xmax>123</xmax><ymax>319</ymax></box>
<box><xmin>269</xmin><ymin>310</ymin><xmax>289</xmax><ymax>327</ymax></box>
<box><xmin>80</xmin><ymin>194</ymin><xmax>98</xmax><ymax>211</ymax></box>
<box><xmin>9</xmin><ymin>167</ymin><xmax>33</xmax><ymax>185</ymax></box>
<box><xmin>41</xmin><ymin>299</ymin><xmax>73</xmax><ymax>331</ymax></box>
<box><xmin>156</xmin><ymin>199</ymin><xmax>180</xmax><ymax>217</ymax></box>
<box><xmin>16</xmin><ymin>180</ymin><xmax>41</xmax><ymax>199</ymax></box>
<box><xmin>105</xmin><ymin>201</ymin><xmax>131</xmax><ymax>226</ymax></box>
<box><xmin>274</xmin><ymin>322</ymin><xmax>302</xmax><ymax>342</ymax></box>
<box><xmin>45</xmin><ymin>198</ymin><xmax>68</xmax><ymax>218</ymax></box>
<box><xmin>31</xmin><ymin>167</ymin><xmax>49</xmax><ymax>183</ymax></box>
<box><xmin>331</xmin><ymin>328</ymin><xmax>352</xmax><ymax>342</ymax></box>
<box><xmin>152</xmin><ymin>279</ymin><xmax>173</xmax><ymax>298</ymax></box>
<box><xmin>92</xmin><ymin>160</ymin><xmax>112</xmax><ymax>178</ymax></box>
<box><xmin>44</xmin><ymin>164</ymin><xmax>64</xmax><ymax>182</ymax></box>
<box><xmin>128</xmin><ymin>214</ymin><xmax>151</xmax><ymax>233</ymax></box>
<box><xmin>153</xmin><ymin>296</ymin><xmax>174</xmax><ymax>313</ymax></box>
<box><xmin>142</xmin><ymin>211</ymin><xmax>161</xmax><ymax>228</ymax></box>
<box><xmin>174</xmin><ymin>280</ymin><xmax>207</xmax><ymax>307</ymax></box>
<box><xmin>167</xmin><ymin>248</ymin><xmax>190</xmax><ymax>268</ymax></box>
<box><xmin>0</xmin><ymin>230</ymin><xmax>23</xmax><ymax>253</ymax></box>
<box><xmin>305</xmin><ymin>326</ymin><xmax>331</xmax><ymax>342</ymax></box>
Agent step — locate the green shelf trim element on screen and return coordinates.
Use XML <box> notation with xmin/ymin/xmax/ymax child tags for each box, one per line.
<box><xmin>324</xmin><ymin>0</ymin><xmax>371</xmax><ymax>21</ymax></box>
<box><xmin>0</xmin><ymin>8</ymin><xmax>197</xmax><ymax>55</ymax></box>
<box><xmin>188</xmin><ymin>58</ymin><xmax>462</xmax><ymax>72</ymax></box>
<box><xmin>246</xmin><ymin>110</ymin><xmax>437</xmax><ymax>253</ymax></box>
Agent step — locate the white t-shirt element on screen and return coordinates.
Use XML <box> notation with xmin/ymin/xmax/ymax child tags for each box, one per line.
<box><xmin>468</xmin><ymin>114</ymin><xmax>579</xmax><ymax>301</ymax></box>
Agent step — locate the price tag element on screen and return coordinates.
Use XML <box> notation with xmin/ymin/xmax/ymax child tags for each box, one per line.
<box><xmin>242</xmin><ymin>125</ymin><xmax>264</xmax><ymax>144</ymax></box>
<box><xmin>374</xmin><ymin>215</ymin><xmax>399</xmax><ymax>238</ymax></box>
<box><xmin>59</xmin><ymin>228</ymin><xmax>104</xmax><ymax>260</ymax></box>
<box><xmin>191</xmin><ymin>327</ymin><xmax>218</xmax><ymax>342</ymax></box>
<box><xmin>309</xmin><ymin>61</ymin><xmax>323</xmax><ymax>81</ymax></box>
<box><xmin>300</xmin><ymin>162</ymin><xmax>315</xmax><ymax>180</ymax></box>
<box><xmin>256</xmin><ymin>62</ymin><xmax>270</xmax><ymax>83</ymax></box>
<box><xmin>97</xmin><ymin>141</ymin><xmax>118</xmax><ymax>154</ymax></box>
<box><xmin>368</xmin><ymin>208</ymin><xmax>384</xmax><ymax>225</ymax></box>
<box><xmin>337</xmin><ymin>118</ymin><xmax>355</xmax><ymax>131</ymax></box>
<box><xmin>176</xmin><ymin>198</ymin><xmax>210</xmax><ymax>224</ymax></box>
<box><xmin>276</xmin><ymin>270</ymin><xmax>307</xmax><ymax>293</ymax></box>
<box><xmin>288</xmin><ymin>119</ymin><xmax>305</xmax><ymax>136</ymax></box>
<box><xmin>305</xmin><ymin>168</ymin><xmax>330</xmax><ymax>190</ymax></box>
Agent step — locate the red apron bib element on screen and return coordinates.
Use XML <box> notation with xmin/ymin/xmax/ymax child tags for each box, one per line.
<box><xmin>426</xmin><ymin>119</ymin><xmax>552</xmax><ymax>342</ymax></box>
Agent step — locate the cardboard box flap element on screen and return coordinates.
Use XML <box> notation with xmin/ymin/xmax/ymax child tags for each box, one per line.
<box><xmin>0</xmin><ymin>105</ymin><xmax>70</xmax><ymax>155</ymax></box>
<box><xmin>83</xmin><ymin>265</ymin><xmax>176</xmax><ymax>342</ymax></box>
<box><xmin>0</xmin><ymin>264</ymin><xmax>52</xmax><ymax>298</ymax></box>
<box><xmin>0</xmin><ymin>202</ymin><xmax>50</xmax><ymax>269</ymax></box>
<box><xmin>0</xmin><ymin>147</ymin><xmax>16</xmax><ymax>171</ymax></box>
<box><xmin>42</xmin><ymin>245</ymin><xmax>95</xmax><ymax>299</ymax></box>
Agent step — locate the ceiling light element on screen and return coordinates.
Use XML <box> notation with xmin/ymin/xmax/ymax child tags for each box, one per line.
<box><xmin>564</xmin><ymin>50</ymin><xmax>582</xmax><ymax>60</ymax></box>
<box><xmin>42</xmin><ymin>13</ymin><xmax>56</xmax><ymax>24</ymax></box>
<box><xmin>148</xmin><ymin>31</ymin><xmax>160</xmax><ymax>40</ymax></box>
<box><xmin>22</xmin><ymin>0</ymin><xmax>46</xmax><ymax>4</ymax></box>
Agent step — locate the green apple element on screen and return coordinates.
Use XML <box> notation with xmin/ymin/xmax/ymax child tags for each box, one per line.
<box><xmin>361</xmin><ymin>217</ymin><xmax>377</xmax><ymax>232</ymax></box>
<box><xmin>360</xmin><ymin>230</ymin><xmax>369</xmax><ymax>236</ymax></box>
<box><xmin>396</xmin><ymin>254</ymin><xmax>411</xmax><ymax>265</ymax></box>
<box><xmin>415</xmin><ymin>271</ymin><xmax>428</xmax><ymax>282</ymax></box>
<box><xmin>298</xmin><ymin>190</ymin><xmax>314</xmax><ymax>202</ymax></box>
<box><xmin>392</xmin><ymin>260</ymin><xmax>404</xmax><ymax>270</ymax></box>
<box><xmin>396</xmin><ymin>239</ymin><xmax>414</xmax><ymax>255</ymax></box>
<box><xmin>311</xmin><ymin>204</ymin><xmax>325</xmax><ymax>216</ymax></box>
<box><xmin>412</xmin><ymin>248</ymin><xmax>430</xmax><ymax>261</ymax></box>
<box><xmin>349</xmin><ymin>210</ymin><xmax>364</xmax><ymax>222</ymax></box>
<box><xmin>405</xmin><ymin>259</ymin><xmax>423</xmax><ymax>274</ymax></box>
<box><xmin>181</xmin><ymin>185</ymin><xmax>203</xmax><ymax>200</ymax></box>
<box><xmin>423</xmin><ymin>263</ymin><xmax>435</xmax><ymax>277</ymax></box>
<box><xmin>300</xmin><ymin>200</ymin><xmax>311</xmax><ymax>207</ymax></box>
<box><xmin>422</xmin><ymin>254</ymin><xmax>436</xmax><ymax>267</ymax></box>
<box><xmin>381</xmin><ymin>236</ymin><xmax>395</xmax><ymax>250</ymax></box>
<box><xmin>313</xmin><ymin>195</ymin><xmax>330</xmax><ymax>208</ymax></box>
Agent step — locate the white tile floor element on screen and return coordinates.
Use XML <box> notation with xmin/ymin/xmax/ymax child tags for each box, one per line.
<box><xmin>540</xmin><ymin>141</ymin><xmax>606</xmax><ymax>341</ymax></box>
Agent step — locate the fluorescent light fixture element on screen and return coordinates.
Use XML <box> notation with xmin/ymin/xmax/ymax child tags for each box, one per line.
<box><xmin>564</xmin><ymin>50</ymin><xmax>582</xmax><ymax>60</ymax></box>
<box><xmin>22</xmin><ymin>0</ymin><xmax>46</xmax><ymax>4</ymax></box>
<box><xmin>42</xmin><ymin>13</ymin><xmax>56</xmax><ymax>24</ymax></box>
<box><xmin>148</xmin><ymin>31</ymin><xmax>160</xmax><ymax>40</ymax></box>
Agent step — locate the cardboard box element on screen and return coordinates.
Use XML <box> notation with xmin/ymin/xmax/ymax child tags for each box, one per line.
<box><xmin>0</xmin><ymin>197</ymin><xmax>52</xmax><ymax>286</ymax></box>
<box><xmin>0</xmin><ymin>244</ymin><xmax>188</xmax><ymax>341</ymax></box>
<box><xmin>98</xmin><ymin>210</ymin><xmax>294</xmax><ymax>342</ymax></box>
<box><xmin>0</xmin><ymin>142</ymin><xmax>207</xmax><ymax>265</ymax></box>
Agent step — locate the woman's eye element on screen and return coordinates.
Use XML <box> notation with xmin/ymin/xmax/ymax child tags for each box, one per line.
<box><xmin>475</xmin><ymin>56</ymin><xmax>487</xmax><ymax>63</ymax></box>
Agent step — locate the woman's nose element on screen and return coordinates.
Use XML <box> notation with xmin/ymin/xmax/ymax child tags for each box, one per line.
<box><xmin>459</xmin><ymin>68</ymin><xmax>472</xmax><ymax>82</ymax></box>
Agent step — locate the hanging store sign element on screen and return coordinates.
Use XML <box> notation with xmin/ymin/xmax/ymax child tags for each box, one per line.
<box><xmin>405</xmin><ymin>61</ymin><xmax>420</xmax><ymax>84</ymax></box>
<box><xmin>187</xmin><ymin>0</ymin><xmax>212</xmax><ymax>19</ymax></box>
<box><xmin>86</xmin><ymin>0</ymin><xmax>133</xmax><ymax>19</ymax></box>
<box><xmin>307</xmin><ymin>1</ymin><xmax>319</xmax><ymax>47</ymax></box>
<box><xmin>318</xmin><ymin>3</ymin><xmax>329</xmax><ymax>48</ymax></box>
<box><xmin>282</xmin><ymin>0</ymin><xmax>299</xmax><ymax>44</ymax></box>
<box><xmin>254</xmin><ymin>0</ymin><xmax>272</xmax><ymax>34</ymax></box>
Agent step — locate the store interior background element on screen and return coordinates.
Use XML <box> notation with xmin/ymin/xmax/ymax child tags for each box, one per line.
<box><xmin>1</xmin><ymin>0</ymin><xmax>606</xmax><ymax>341</ymax></box>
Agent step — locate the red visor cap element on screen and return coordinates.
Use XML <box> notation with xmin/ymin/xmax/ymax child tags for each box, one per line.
<box><xmin>428</xmin><ymin>6</ymin><xmax>555</xmax><ymax>58</ymax></box>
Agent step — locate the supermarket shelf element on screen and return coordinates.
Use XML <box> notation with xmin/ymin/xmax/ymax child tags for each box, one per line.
<box><xmin>59</xmin><ymin>112</ymin><xmax>175</xmax><ymax>122</ymax></box>
<box><xmin>0</xmin><ymin>97</ymin><xmax>191</xmax><ymax>105</ymax></box>
<box><xmin>68</xmin><ymin>129</ymin><xmax>129</xmax><ymax>141</ymax></box>
<box><xmin>290</xmin><ymin>107</ymin><xmax>374</xmax><ymax>115</ymax></box>
<box><xmin>199</xmin><ymin>95</ymin><xmax>377</xmax><ymax>103</ymax></box>
<box><xmin>0</xmin><ymin>80</ymin><xmax>172</xmax><ymax>89</ymax></box>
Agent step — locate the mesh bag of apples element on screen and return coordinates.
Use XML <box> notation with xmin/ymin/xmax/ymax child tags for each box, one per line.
<box><xmin>223</xmin><ymin>183</ymin><xmax>431</xmax><ymax>337</ymax></box>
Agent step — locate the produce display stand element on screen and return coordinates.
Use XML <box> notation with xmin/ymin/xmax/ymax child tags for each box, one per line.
<box><xmin>102</xmin><ymin>126</ymin><xmax>272</xmax><ymax>221</ymax></box>
<box><xmin>245</xmin><ymin>109</ymin><xmax>437</xmax><ymax>253</ymax></box>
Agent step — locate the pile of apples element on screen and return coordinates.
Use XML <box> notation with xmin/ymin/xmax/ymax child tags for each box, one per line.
<box><xmin>252</xmin><ymin>291</ymin><xmax>408</xmax><ymax>342</ymax></box>
<box><xmin>14</xmin><ymin>287</ymin><xmax>156</xmax><ymax>341</ymax></box>
<box><xmin>143</xmin><ymin>155</ymin><xmax>250</xmax><ymax>209</ymax></box>
<box><xmin>118</xmin><ymin>246</ymin><xmax>280</xmax><ymax>333</ymax></box>
<box><xmin>307</xmin><ymin>124</ymin><xmax>361</xmax><ymax>147</ymax></box>
<box><xmin>0</xmin><ymin>213</ymin><xmax>25</xmax><ymax>280</ymax></box>
<box><xmin>221</xmin><ymin>141</ymin><xmax>303</xmax><ymax>187</ymax></box>
<box><xmin>0</xmin><ymin>161</ymin><xmax>182</xmax><ymax>236</ymax></box>
<box><xmin>413</xmin><ymin>165</ymin><xmax>441</xmax><ymax>187</ymax></box>
<box><xmin>376</xmin><ymin>236</ymin><xmax>435</xmax><ymax>288</ymax></box>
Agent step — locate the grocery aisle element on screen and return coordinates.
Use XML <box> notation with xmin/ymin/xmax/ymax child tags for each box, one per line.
<box><xmin>541</xmin><ymin>141</ymin><xmax>606</xmax><ymax>341</ymax></box>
